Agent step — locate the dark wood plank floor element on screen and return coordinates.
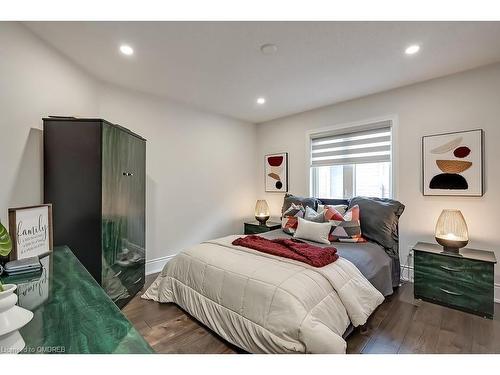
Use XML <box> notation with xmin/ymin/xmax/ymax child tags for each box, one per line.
<box><xmin>123</xmin><ymin>273</ymin><xmax>500</xmax><ymax>354</ymax></box>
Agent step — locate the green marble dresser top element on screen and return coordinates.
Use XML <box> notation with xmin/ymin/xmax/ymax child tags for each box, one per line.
<box><xmin>413</xmin><ymin>241</ymin><xmax>497</xmax><ymax>263</ymax></box>
<box><xmin>1</xmin><ymin>246</ymin><xmax>154</xmax><ymax>354</ymax></box>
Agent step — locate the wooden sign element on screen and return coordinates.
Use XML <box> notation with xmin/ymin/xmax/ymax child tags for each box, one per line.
<box><xmin>8</xmin><ymin>204</ymin><xmax>53</xmax><ymax>260</ymax></box>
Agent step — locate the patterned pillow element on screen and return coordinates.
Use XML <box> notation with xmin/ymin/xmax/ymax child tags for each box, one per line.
<box><xmin>281</xmin><ymin>203</ymin><xmax>305</xmax><ymax>234</ymax></box>
<box><xmin>304</xmin><ymin>206</ymin><xmax>325</xmax><ymax>223</ymax></box>
<box><xmin>281</xmin><ymin>194</ymin><xmax>320</xmax><ymax>215</ymax></box>
<box><xmin>317</xmin><ymin>204</ymin><xmax>348</xmax><ymax>216</ymax></box>
<box><xmin>324</xmin><ymin>205</ymin><xmax>366</xmax><ymax>243</ymax></box>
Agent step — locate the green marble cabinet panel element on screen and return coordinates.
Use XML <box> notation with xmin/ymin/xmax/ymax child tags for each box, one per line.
<box><xmin>102</xmin><ymin>123</ymin><xmax>146</xmax><ymax>308</ymax></box>
<box><xmin>1</xmin><ymin>247</ymin><xmax>153</xmax><ymax>354</ymax></box>
<box><xmin>414</xmin><ymin>249</ymin><xmax>494</xmax><ymax>318</ymax></box>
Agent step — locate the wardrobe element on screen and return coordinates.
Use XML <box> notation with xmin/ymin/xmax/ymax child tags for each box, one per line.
<box><xmin>43</xmin><ymin>117</ymin><xmax>146</xmax><ymax>308</ymax></box>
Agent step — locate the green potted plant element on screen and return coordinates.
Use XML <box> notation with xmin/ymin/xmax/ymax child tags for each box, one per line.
<box><xmin>0</xmin><ymin>220</ymin><xmax>13</xmax><ymax>292</ymax></box>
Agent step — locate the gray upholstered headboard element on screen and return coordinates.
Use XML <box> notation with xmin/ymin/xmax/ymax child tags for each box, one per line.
<box><xmin>317</xmin><ymin>198</ymin><xmax>349</xmax><ymax>206</ymax></box>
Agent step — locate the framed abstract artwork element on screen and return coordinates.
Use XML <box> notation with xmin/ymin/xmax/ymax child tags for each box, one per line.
<box><xmin>422</xmin><ymin>129</ymin><xmax>484</xmax><ymax>196</ymax></box>
<box><xmin>265</xmin><ymin>152</ymin><xmax>288</xmax><ymax>192</ymax></box>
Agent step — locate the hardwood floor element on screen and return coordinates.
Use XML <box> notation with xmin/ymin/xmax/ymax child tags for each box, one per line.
<box><xmin>123</xmin><ymin>273</ymin><xmax>500</xmax><ymax>354</ymax></box>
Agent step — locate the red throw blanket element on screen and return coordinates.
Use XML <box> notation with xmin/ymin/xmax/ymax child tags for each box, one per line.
<box><xmin>232</xmin><ymin>235</ymin><xmax>338</xmax><ymax>267</ymax></box>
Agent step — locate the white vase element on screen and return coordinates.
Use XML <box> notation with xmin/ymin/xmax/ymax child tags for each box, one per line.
<box><xmin>0</xmin><ymin>284</ymin><xmax>34</xmax><ymax>354</ymax></box>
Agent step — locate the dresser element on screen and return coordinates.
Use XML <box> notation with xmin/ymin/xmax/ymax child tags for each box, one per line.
<box><xmin>0</xmin><ymin>247</ymin><xmax>153</xmax><ymax>353</ymax></box>
<box><xmin>43</xmin><ymin>117</ymin><xmax>146</xmax><ymax>308</ymax></box>
<box><xmin>413</xmin><ymin>242</ymin><xmax>496</xmax><ymax>319</ymax></box>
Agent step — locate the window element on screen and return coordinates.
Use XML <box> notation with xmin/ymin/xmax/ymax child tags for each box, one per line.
<box><xmin>310</xmin><ymin>121</ymin><xmax>393</xmax><ymax>199</ymax></box>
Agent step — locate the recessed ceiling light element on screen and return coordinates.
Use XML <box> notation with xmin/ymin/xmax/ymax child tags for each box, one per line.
<box><xmin>120</xmin><ymin>44</ymin><xmax>134</xmax><ymax>56</ymax></box>
<box><xmin>405</xmin><ymin>44</ymin><xmax>420</xmax><ymax>55</ymax></box>
<box><xmin>260</xmin><ymin>44</ymin><xmax>278</xmax><ymax>55</ymax></box>
<box><xmin>256</xmin><ymin>97</ymin><xmax>266</xmax><ymax>105</ymax></box>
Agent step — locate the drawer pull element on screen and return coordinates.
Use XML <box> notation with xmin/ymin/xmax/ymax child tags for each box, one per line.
<box><xmin>133</xmin><ymin>277</ymin><xmax>143</xmax><ymax>284</ymax></box>
<box><xmin>440</xmin><ymin>265</ymin><xmax>462</xmax><ymax>272</ymax></box>
<box><xmin>439</xmin><ymin>287</ymin><xmax>463</xmax><ymax>296</ymax></box>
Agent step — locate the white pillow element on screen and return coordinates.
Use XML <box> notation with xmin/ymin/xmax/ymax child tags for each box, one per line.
<box><xmin>293</xmin><ymin>217</ymin><xmax>331</xmax><ymax>245</ymax></box>
<box><xmin>318</xmin><ymin>204</ymin><xmax>348</xmax><ymax>216</ymax></box>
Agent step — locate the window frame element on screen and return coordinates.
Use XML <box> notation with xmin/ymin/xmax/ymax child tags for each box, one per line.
<box><xmin>306</xmin><ymin>115</ymin><xmax>398</xmax><ymax>200</ymax></box>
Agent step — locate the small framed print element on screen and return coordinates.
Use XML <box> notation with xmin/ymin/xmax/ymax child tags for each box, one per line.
<box><xmin>265</xmin><ymin>152</ymin><xmax>288</xmax><ymax>193</ymax></box>
<box><xmin>422</xmin><ymin>129</ymin><xmax>484</xmax><ymax>196</ymax></box>
<box><xmin>8</xmin><ymin>204</ymin><xmax>53</xmax><ymax>260</ymax></box>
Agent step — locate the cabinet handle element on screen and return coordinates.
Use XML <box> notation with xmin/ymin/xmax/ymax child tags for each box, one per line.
<box><xmin>133</xmin><ymin>277</ymin><xmax>143</xmax><ymax>284</ymax></box>
<box><xmin>122</xmin><ymin>172</ymin><xmax>134</xmax><ymax>176</ymax></box>
<box><xmin>439</xmin><ymin>287</ymin><xmax>463</xmax><ymax>296</ymax></box>
<box><xmin>440</xmin><ymin>265</ymin><xmax>462</xmax><ymax>272</ymax></box>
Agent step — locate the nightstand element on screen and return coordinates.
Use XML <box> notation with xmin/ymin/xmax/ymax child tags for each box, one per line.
<box><xmin>413</xmin><ymin>242</ymin><xmax>497</xmax><ymax>319</ymax></box>
<box><xmin>244</xmin><ymin>221</ymin><xmax>281</xmax><ymax>235</ymax></box>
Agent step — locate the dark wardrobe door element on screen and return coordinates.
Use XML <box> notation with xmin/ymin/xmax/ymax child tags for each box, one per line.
<box><xmin>101</xmin><ymin>124</ymin><xmax>146</xmax><ymax>307</ymax></box>
<box><xmin>121</xmin><ymin>129</ymin><xmax>146</xmax><ymax>302</ymax></box>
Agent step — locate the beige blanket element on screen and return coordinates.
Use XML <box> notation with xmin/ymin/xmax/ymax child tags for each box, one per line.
<box><xmin>142</xmin><ymin>235</ymin><xmax>384</xmax><ymax>353</ymax></box>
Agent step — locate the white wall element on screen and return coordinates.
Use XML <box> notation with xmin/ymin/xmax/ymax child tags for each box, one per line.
<box><xmin>0</xmin><ymin>22</ymin><xmax>257</xmax><ymax>271</ymax></box>
<box><xmin>3</xmin><ymin>21</ymin><xmax>499</xmax><ymax>297</ymax></box>
<box><xmin>256</xmin><ymin>63</ymin><xmax>500</xmax><ymax>293</ymax></box>
<box><xmin>98</xmin><ymin>85</ymin><xmax>257</xmax><ymax>265</ymax></box>
<box><xmin>0</xmin><ymin>22</ymin><xmax>99</xmax><ymax>226</ymax></box>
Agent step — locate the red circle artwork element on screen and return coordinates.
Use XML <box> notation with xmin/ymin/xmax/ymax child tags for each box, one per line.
<box><xmin>267</xmin><ymin>156</ymin><xmax>284</xmax><ymax>166</ymax></box>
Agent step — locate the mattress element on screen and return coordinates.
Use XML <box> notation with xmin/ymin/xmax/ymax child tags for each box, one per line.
<box><xmin>258</xmin><ymin>229</ymin><xmax>394</xmax><ymax>296</ymax></box>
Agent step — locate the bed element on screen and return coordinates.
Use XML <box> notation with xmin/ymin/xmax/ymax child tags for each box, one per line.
<box><xmin>143</xmin><ymin>196</ymin><xmax>404</xmax><ymax>354</ymax></box>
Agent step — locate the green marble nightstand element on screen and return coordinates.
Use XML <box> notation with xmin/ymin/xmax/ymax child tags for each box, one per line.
<box><xmin>1</xmin><ymin>246</ymin><xmax>153</xmax><ymax>354</ymax></box>
<box><xmin>413</xmin><ymin>242</ymin><xmax>497</xmax><ymax>319</ymax></box>
<box><xmin>244</xmin><ymin>221</ymin><xmax>281</xmax><ymax>235</ymax></box>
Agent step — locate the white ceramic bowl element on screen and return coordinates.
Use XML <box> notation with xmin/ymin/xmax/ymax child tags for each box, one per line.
<box><xmin>0</xmin><ymin>284</ymin><xmax>18</xmax><ymax>313</ymax></box>
<box><xmin>0</xmin><ymin>284</ymin><xmax>34</xmax><ymax>337</ymax></box>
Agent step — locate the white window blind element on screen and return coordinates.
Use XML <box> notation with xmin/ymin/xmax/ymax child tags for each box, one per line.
<box><xmin>310</xmin><ymin>120</ymin><xmax>392</xmax><ymax>167</ymax></box>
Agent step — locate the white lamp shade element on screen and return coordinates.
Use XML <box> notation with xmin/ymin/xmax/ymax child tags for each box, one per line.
<box><xmin>435</xmin><ymin>209</ymin><xmax>468</xmax><ymax>241</ymax></box>
<box><xmin>255</xmin><ymin>200</ymin><xmax>270</xmax><ymax>224</ymax></box>
<box><xmin>435</xmin><ymin>209</ymin><xmax>468</xmax><ymax>251</ymax></box>
<box><xmin>255</xmin><ymin>200</ymin><xmax>269</xmax><ymax>217</ymax></box>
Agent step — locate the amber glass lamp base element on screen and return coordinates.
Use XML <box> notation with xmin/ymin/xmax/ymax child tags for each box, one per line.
<box><xmin>255</xmin><ymin>216</ymin><xmax>270</xmax><ymax>226</ymax></box>
<box><xmin>436</xmin><ymin>236</ymin><xmax>468</xmax><ymax>254</ymax></box>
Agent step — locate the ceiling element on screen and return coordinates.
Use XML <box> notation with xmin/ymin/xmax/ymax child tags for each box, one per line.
<box><xmin>25</xmin><ymin>21</ymin><xmax>500</xmax><ymax>123</ymax></box>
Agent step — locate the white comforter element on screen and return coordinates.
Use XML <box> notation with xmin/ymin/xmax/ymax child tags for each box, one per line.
<box><xmin>142</xmin><ymin>235</ymin><xmax>384</xmax><ymax>353</ymax></box>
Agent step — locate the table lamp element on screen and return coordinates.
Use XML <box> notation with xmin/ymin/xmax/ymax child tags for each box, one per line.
<box><xmin>435</xmin><ymin>209</ymin><xmax>469</xmax><ymax>253</ymax></box>
<box><xmin>255</xmin><ymin>200</ymin><xmax>270</xmax><ymax>226</ymax></box>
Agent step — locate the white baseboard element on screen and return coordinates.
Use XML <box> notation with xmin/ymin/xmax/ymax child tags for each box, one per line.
<box><xmin>400</xmin><ymin>264</ymin><xmax>500</xmax><ymax>303</ymax></box>
<box><xmin>146</xmin><ymin>254</ymin><xmax>176</xmax><ymax>275</ymax></box>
